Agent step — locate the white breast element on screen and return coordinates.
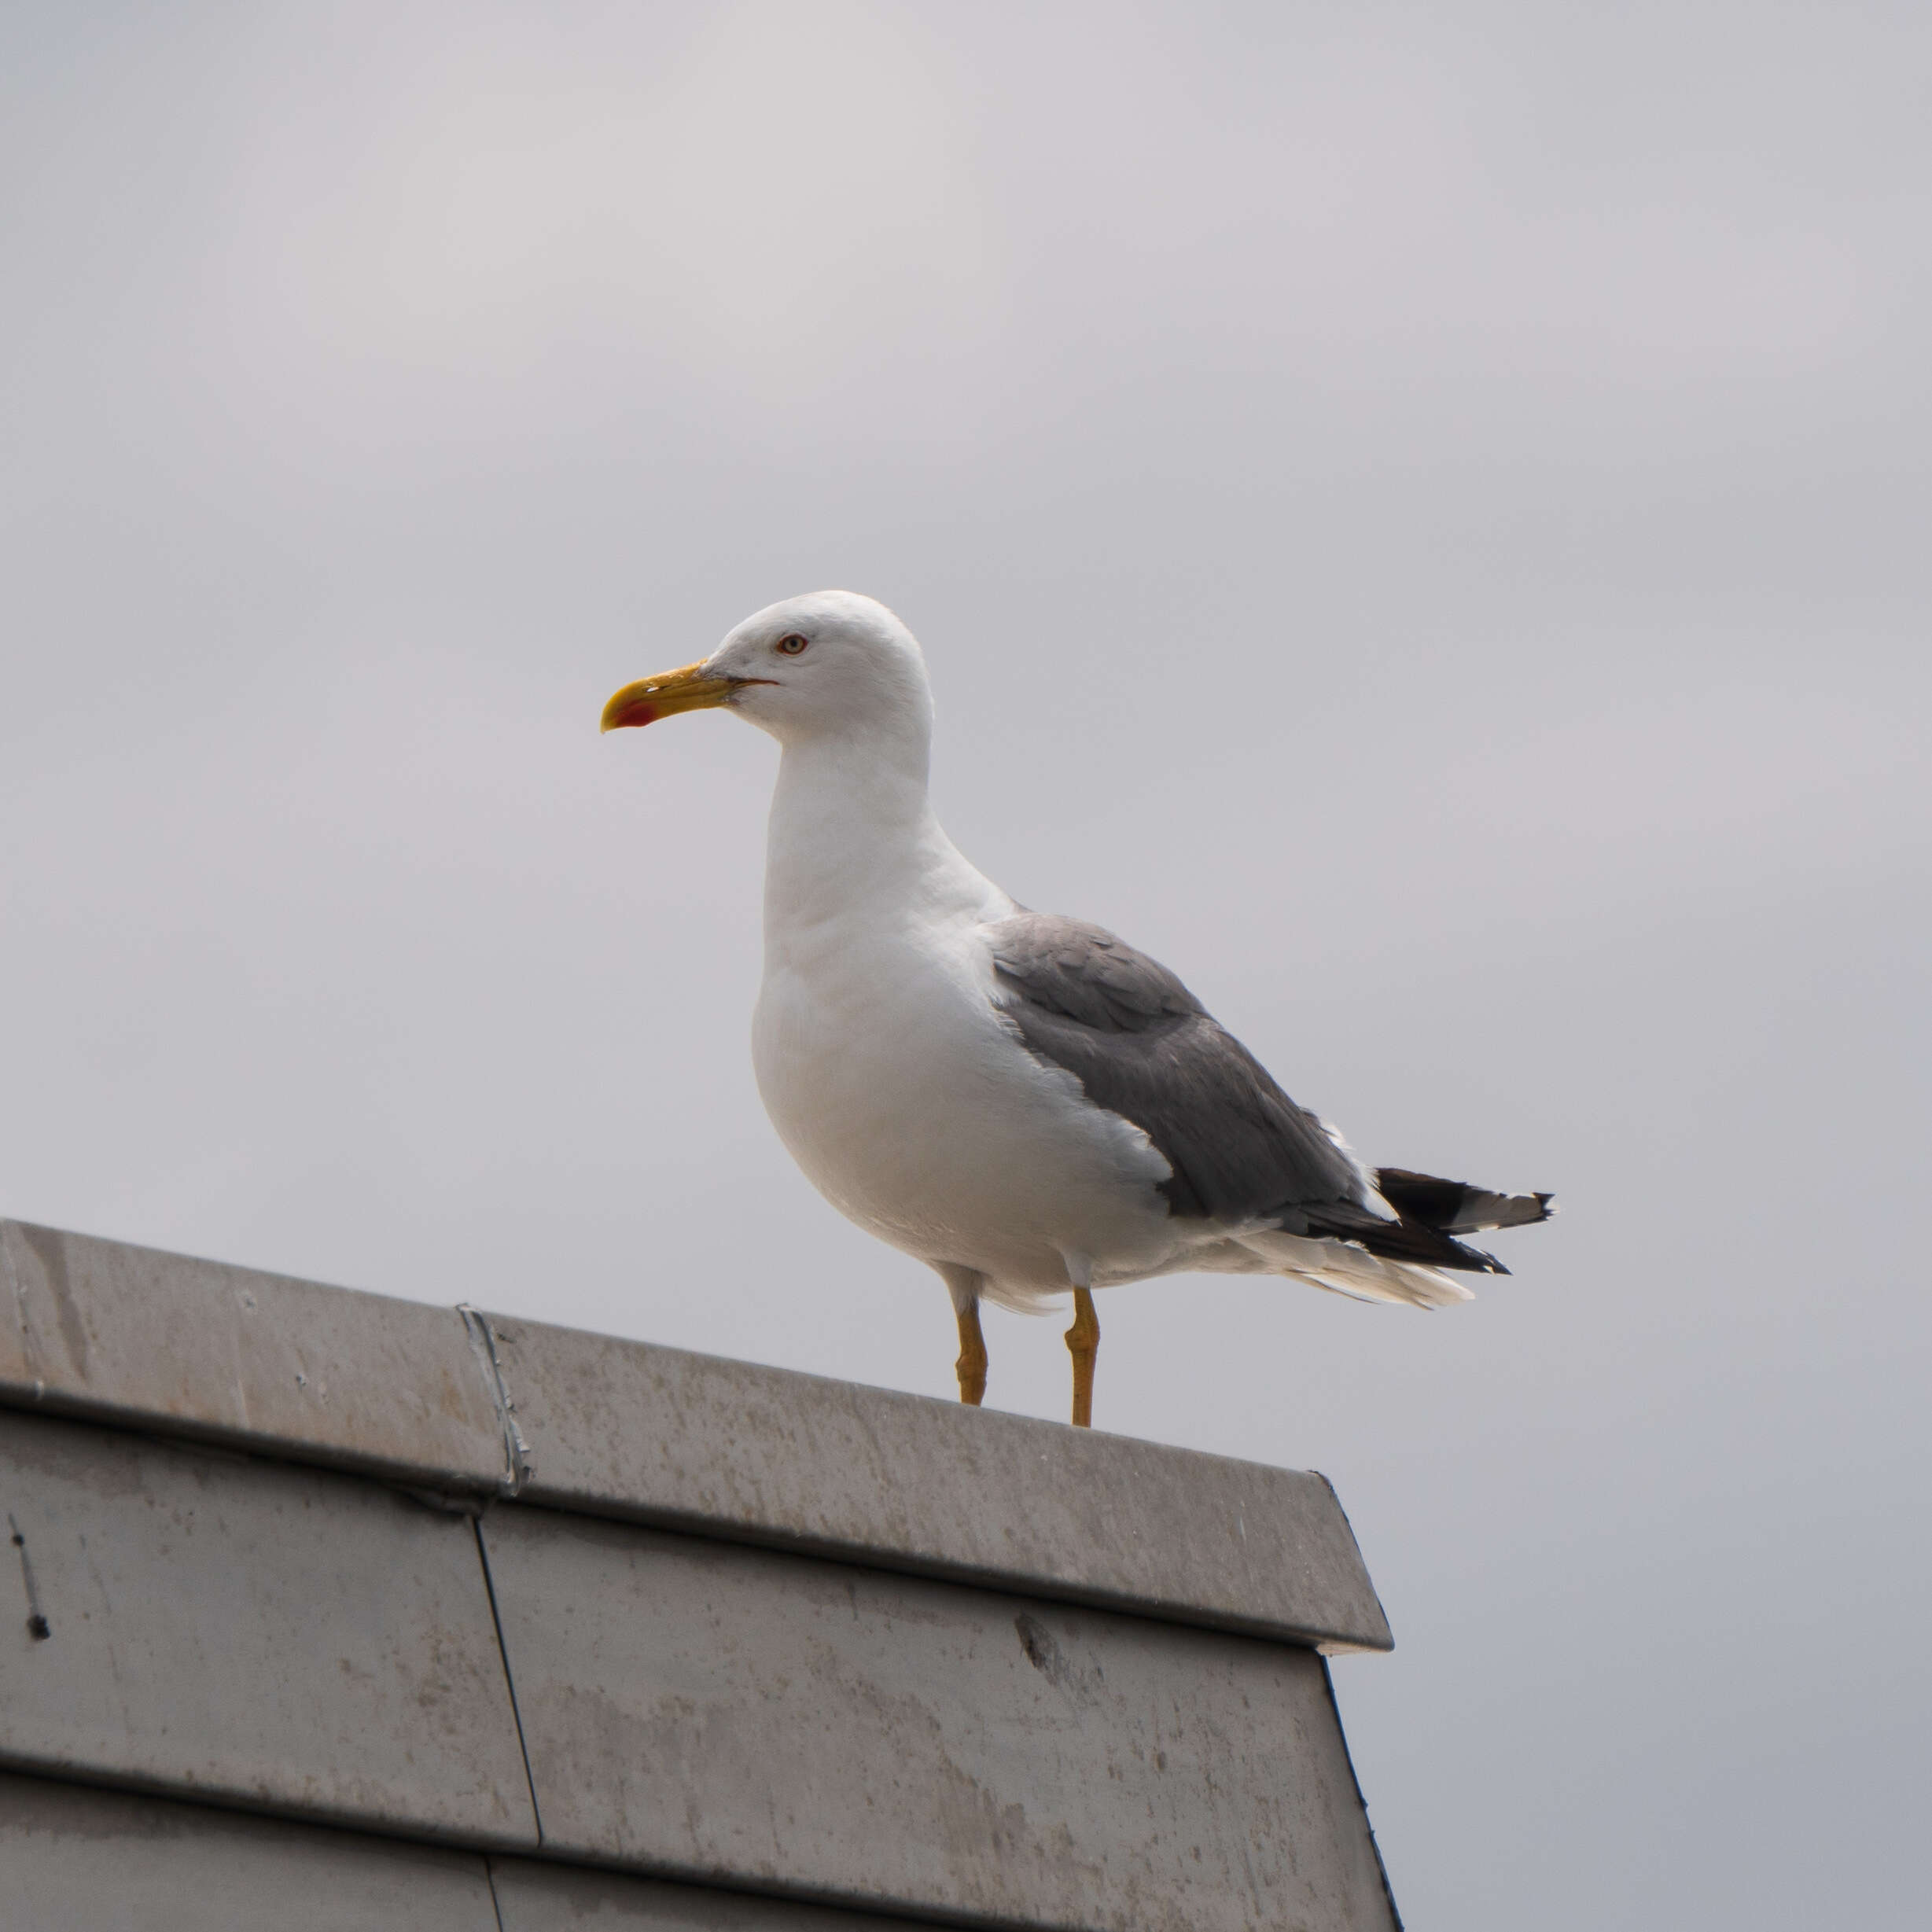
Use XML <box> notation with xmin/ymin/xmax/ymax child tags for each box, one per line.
<box><xmin>753</xmin><ymin>896</ymin><xmax>1179</xmax><ymax>1297</ymax></box>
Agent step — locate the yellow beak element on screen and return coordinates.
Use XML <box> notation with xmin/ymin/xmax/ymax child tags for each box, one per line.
<box><xmin>600</xmin><ymin>661</ymin><xmax>741</xmax><ymax>733</ymax></box>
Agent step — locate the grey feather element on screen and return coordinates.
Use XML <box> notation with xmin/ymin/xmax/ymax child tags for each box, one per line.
<box><xmin>988</xmin><ymin>914</ymin><xmax>1521</xmax><ymax>1274</ymax></box>
<box><xmin>988</xmin><ymin>914</ymin><xmax>1364</xmax><ymax>1224</ymax></box>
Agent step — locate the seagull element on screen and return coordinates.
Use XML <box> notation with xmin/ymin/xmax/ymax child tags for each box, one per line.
<box><xmin>603</xmin><ymin>591</ymin><xmax>1551</xmax><ymax>1427</ymax></box>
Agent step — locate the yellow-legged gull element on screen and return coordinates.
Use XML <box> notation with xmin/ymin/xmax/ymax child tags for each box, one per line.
<box><xmin>602</xmin><ymin>591</ymin><xmax>1551</xmax><ymax>1426</ymax></box>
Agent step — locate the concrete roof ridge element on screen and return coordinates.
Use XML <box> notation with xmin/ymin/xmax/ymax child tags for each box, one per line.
<box><xmin>0</xmin><ymin>1216</ymin><xmax>506</xmax><ymax>1490</ymax></box>
<box><xmin>0</xmin><ymin>1217</ymin><xmax>1391</xmax><ymax>1653</ymax></box>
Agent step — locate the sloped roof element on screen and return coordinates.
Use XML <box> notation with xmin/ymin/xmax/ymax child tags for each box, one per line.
<box><xmin>0</xmin><ymin>1218</ymin><xmax>1399</xmax><ymax>1930</ymax></box>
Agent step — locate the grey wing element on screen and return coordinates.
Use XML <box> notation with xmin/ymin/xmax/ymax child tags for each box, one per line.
<box><xmin>987</xmin><ymin>913</ymin><xmax>1514</xmax><ymax>1272</ymax></box>
<box><xmin>988</xmin><ymin>914</ymin><xmax>1364</xmax><ymax>1222</ymax></box>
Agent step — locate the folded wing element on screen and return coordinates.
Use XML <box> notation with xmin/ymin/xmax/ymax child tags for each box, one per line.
<box><xmin>988</xmin><ymin>914</ymin><xmax>1550</xmax><ymax>1276</ymax></box>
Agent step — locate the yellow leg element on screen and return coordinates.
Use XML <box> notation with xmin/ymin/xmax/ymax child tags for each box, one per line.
<box><xmin>955</xmin><ymin>1298</ymin><xmax>988</xmax><ymax>1406</ymax></box>
<box><xmin>1065</xmin><ymin>1285</ymin><xmax>1100</xmax><ymax>1428</ymax></box>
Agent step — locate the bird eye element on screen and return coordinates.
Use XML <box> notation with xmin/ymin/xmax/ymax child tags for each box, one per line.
<box><xmin>775</xmin><ymin>633</ymin><xmax>810</xmax><ymax>656</ymax></box>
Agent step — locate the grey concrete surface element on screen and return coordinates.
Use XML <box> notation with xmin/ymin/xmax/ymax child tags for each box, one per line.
<box><xmin>0</xmin><ymin>1229</ymin><xmax>1401</xmax><ymax>1926</ymax></box>
<box><xmin>484</xmin><ymin>1312</ymin><xmax>1391</xmax><ymax>1652</ymax></box>
<box><xmin>0</xmin><ymin>1408</ymin><xmax>537</xmax><ymax>1846</ymax></box>
<box><xmin>491</xmin><ymin>1860</ymin><xmax>933</xmax><ymax>1930</ymax></box>
<box><xmin>0</xmin><ymin>1772</ymin><xmax>500</xmax><ymax>1931</ymax></box>
<box><xmin>0</xmin><ymin>1220</ymin><xmax>505</xmax><ymax>1492</ymax></box>
<box><xmin>0</xmin><ymin>1221</ymin><xmax>1393</xmax><ymax>1652</ymax></box>
<box><xmin>481</xmin><ymin>1507</ymin><xmax>1397</xmax><ymax>1932</ymax></box>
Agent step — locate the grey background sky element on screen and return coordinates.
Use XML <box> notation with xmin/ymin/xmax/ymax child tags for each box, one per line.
<box><xmin>4</xmin><ymin>5</ymin><xmax>1927</xmax><ymax>1925</ymax></box>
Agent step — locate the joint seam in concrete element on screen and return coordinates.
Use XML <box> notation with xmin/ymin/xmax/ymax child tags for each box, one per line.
<box><xmin>483</xmin><ymin>1854</ymin><xmax>508</xmax><ymax>1932</ymax></box>
<box><xmin>458</xmin><ymin>1305</ymin><xmax>532</xmax><ymax>1499</ymax></box>
<box><xmin>473</xmin><ymin>1517</ymin><xmax>545</xmax><ymax>1847</ymax></box>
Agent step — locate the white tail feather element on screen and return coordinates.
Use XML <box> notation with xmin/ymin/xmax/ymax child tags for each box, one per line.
<box><xmin>1447</xmin><ymin>1188</ymin><xmax>1554</xmax><ymax>1233</ymax></box>
<box><xmin>1236</xmin><ymin>1230</ymin><xmax>1478</xmax><ymax>1310</ymax></box>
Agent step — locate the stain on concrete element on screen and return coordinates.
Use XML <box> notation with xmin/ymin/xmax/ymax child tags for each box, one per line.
<box><xmin>17</xmin><ymin>1225</ymin><xmax>89</xmax><ymax>1382</ymax></box>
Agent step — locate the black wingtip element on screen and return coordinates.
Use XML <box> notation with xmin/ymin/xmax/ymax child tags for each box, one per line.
<box><xmin>1374</xmin><ymin>1168</ymin><xmax>1556</xmax><ymax>1235</ymax></box>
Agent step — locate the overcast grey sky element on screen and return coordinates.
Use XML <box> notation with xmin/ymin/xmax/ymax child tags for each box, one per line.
<box><xmin>4</xmin><ymin>5</ymin><xmax>1927</xmax><ymax>1926</ymax></box>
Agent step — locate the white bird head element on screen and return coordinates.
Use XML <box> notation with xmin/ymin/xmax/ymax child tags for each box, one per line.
<box><xmin>602</xmin><ymin>591</ymin><xmax>933</xmax><ymax>753</ymax></box>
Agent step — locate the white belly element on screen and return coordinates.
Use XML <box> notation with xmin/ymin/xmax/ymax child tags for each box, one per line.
<box><xmin>753</xmin><ymin>922</ymin><xmax>1181</xmax><ymax>1297</ymax></box>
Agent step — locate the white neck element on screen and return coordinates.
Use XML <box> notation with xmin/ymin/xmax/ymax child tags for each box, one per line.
<box><xmin>761</xmin><ymin>734</ymin><xmax>1007</xmax><ymax>955</ymax></box>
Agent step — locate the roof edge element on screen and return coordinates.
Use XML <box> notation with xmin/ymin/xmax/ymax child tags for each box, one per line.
<box><xmin>0</xmin><ymin>1218</ymin><xmax>1392</xmax><ymax>1651</ymax></box>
